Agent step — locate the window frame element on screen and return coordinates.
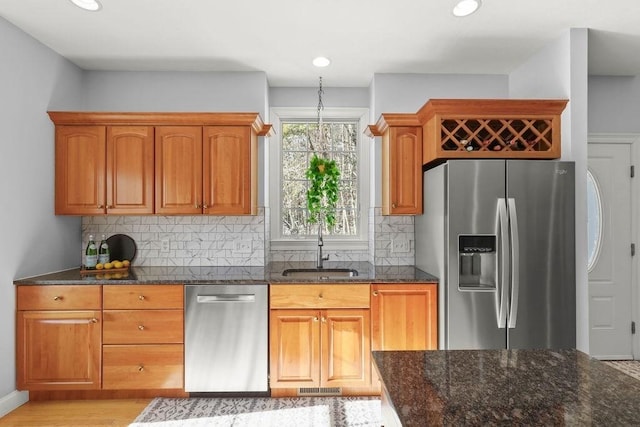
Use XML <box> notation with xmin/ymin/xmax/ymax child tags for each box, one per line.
<box><xmin>269</xmin><ymin>107</ymin><xmax>370</xmax><ymax>251</ymax></box>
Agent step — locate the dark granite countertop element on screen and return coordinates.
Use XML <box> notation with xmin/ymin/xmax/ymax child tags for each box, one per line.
<box><xmin>373</xmin><ymin>349</ymin><xmax>640</xmax><ymax>426</ymax></box>
<box><xmin>13</xmin><ymin>262</ymin><xmax>438</xmax><ymax>285</ymax></box>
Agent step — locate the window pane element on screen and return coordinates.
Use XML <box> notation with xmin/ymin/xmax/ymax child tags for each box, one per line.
<box><xmin>587</xmin><ymin>170</ymin><xmax>602</xmax><ymax>271</ymax></box>
<box><xmin>281</xmin><ymin>119</ymin><xmax>359</xmax><ymax>237</ymax></box>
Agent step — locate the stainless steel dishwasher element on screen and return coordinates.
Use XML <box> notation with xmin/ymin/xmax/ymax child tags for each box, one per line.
<box><xmin>184</xmin><ymin>284</ymin><xmax>268</xmax><ymax>393</ymax></box>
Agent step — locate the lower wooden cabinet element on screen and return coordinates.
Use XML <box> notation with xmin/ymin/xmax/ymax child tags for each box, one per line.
<box><xmin>102</xmin><ymin>344</ymin><xmax>183</xmax><ymax>390</ymax></box>
<box><xmin>371</xmin><ymin>283</ymin><xmax>438</xmax><ymax>351</ymax></box>
<box><xmin>269</xmin><ymin>308</ymin><xmax>370</xmax><ymax>389</ymax></box>
<box><xmin>269</xmin><ymin>284</ymin><xmax>371</xmax><ymax>394</ymax></box>
<box><xmin>102</xmin><ymin>284</ymin><xmax>184</xmax><ymax>390</ymax></box>
<box><xmin>16</xmin><ymin>285</ymin><xmax>102</xmax><ymax>390</ymax></box>
<box><xmin>16</xmin><ymin>284</ymin><xmax>184</xmax><ymax>393</ymax></box>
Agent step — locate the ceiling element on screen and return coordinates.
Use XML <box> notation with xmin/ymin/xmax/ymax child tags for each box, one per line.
<box><xmin>1</xmin><ymin>0</ymin><xmax>639</xmax><ymax>87</ymax></box>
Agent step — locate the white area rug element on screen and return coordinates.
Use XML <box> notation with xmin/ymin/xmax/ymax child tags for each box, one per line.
<box><xmin>129</xmin><ymin>397</ymin><xmax>381</xmax><ymax>427</ymax></box>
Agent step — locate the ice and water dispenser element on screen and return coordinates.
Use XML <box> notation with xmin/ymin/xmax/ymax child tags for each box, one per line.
<box><xmin>458</xmin><ymin>235</ymin><xmax>496</xmax><ymax>290</ymax></box>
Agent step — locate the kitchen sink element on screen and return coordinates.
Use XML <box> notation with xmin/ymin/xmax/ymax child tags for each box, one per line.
<box><xmin>282</xmin><ymin>268</ymin><xmax>359</xmax><ymax>279</ymax></box>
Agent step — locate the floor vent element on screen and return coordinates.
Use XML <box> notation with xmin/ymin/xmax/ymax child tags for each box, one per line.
<box><xmin>297</xmin><ymin>387</ymin><xmax>342</xmax><ymax>396</ymax></box>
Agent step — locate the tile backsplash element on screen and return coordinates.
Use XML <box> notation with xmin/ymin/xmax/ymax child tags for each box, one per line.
<box><xmin>82</xmin><ymin>210</ymin><xmax>266</xmax><ymax>267</ymax></box>
<box><xmin>81</xmin><ymin>207</ymin><xmax>415</xmax><ymax>267</ymax></box>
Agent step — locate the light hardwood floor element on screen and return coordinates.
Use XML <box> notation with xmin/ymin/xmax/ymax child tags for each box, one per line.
<box><xmin>0</xmin><ymin>399</ymin><xmax>150</xmax><ymax>427</ymax></box>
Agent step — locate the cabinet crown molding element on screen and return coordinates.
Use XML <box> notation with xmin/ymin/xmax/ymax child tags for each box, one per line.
<box><xmin>48</xmin><ymin>111</ymin><xmax>273</xmax><ymax>136</ymax></box>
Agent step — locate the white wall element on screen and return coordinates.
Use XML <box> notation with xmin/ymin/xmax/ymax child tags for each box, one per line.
<box><xmin>589</xmin><ymin>75</ymin><xmax>640</xmax><ymax>133</ymax></box>
<box><xmin>509</xmin><ymin>28</ymin><xmax>590</xmax><ymax>353</ymax></box>
<box><xmin>0</xmin><ymin>16</ymin><xmax>84</xmax><ymax>407</ymax></box>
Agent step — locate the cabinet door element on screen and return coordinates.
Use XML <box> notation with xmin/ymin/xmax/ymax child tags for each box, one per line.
<box><xmin>383</xmin><ymin>126</ymin><xmax>423</xmax><ymax>215</ymax></box>
<box><xmin>269</xmin><ymin>309</ymin><xmax>320</xmax><ymax>388</ymax></box>
<box><xmin>371</xmin><ymin>284</ymin><xmax>438</xmax><ymax>351</ymax></box>
<box><xmin>16</xmin><ymin>310</ymin><xmax>101</xmax><ymax>390</ymax></box>
<box><xmin>155</xmin><ymin>126</ymin><xmax>203</xmax><ymax>214</ymax></box>
<box><xmin>55</xmin><ymin>125</ymin><xmax>106</xmax><ymax>215</ymax></box>
<box><xmin>203</xmin><ymin>126</ymin><xmax>255</xmax><ymax>215</ymax></box>
<box><xmin>106</xmin><ymin>126</ymin><xmax>154</xmax><ymax>214</ymax></box>
<box><xmin>322</xmin><ymin>309</ymin><xmax>370</xmax><ymax>387</ymax></box>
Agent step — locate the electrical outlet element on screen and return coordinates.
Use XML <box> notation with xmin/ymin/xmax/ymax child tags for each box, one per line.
<box><xmin>234</xmin><ymin>240</ymin><xmax>252</xmax><ymax>253</ymax></box>
<box><xmin>160</xmin><ymin>238</ymin><xmax>170</xmax><ymax>253</ymax></box>
<box><xmin>392</xmin><ymin>239</ymin><xmax>410</xmax><ymax>253</ymax></box>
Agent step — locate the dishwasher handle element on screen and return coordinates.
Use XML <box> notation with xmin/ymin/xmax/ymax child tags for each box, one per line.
<box><xmin>197</xmin><ymin>294</ymin><xmax>256</xmax><ymax>303</ymax></box>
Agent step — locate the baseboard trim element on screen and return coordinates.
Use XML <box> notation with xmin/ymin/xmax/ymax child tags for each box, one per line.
<box><xmin>0</xmin><ymin>390</ymin><xmax>29</xmax><ymax>418</ymax></box>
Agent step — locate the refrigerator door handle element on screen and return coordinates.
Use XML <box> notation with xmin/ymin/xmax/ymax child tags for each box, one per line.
<box><xmin>496</xmin><ymin>198</ymin><xmax>509</xmax><ymax>328</ymax></box>
<box><xmin>507</xmin><ymin>198</ymin><xmax>520</xmax><ymax>329</ymax></box>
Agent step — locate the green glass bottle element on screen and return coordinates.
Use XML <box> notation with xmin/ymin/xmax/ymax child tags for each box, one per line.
<box><xmin>85</xmin><ymin>234</ymin><xmax>98</xmax><ymax>269</ymax></box>
<box><xmin>98</xmin><ymin>234</ymin><xmax>110</xmax><ymax>265</ymax></box>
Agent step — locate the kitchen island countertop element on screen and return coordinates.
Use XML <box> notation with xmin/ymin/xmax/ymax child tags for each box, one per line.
<box><xmin>13</xmin><ymin>262</ymin><xmax>438</xmax><ymax>285</ymax></box>
<box><xmin>373</xmin><ymin>348</ymin><xmax>640</xmax><ymax>426</ymax></box>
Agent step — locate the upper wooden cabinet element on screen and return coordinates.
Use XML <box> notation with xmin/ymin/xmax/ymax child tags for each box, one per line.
<box><xmin>49</xmin><ymin>112</ymin><xmax>271</xmax><ymax>216</ymax></box>
<box><xmin>368</xmin><ymin>116</ymin><xmax>423</xmax><ymax>215</ymax></box>
<box><xmin>155</xmin><ymin>126</ymin><xmax>203</xmax><ymax>215</ymax></box>
<box><xmin>368</xmin><ymin>99</ymin><xmax>568</xmax><ymax>215</ymax></box>
<box><xmin>54</xmin><ymin>125</ymin><xmax>154</xmax><ymax>215</ymax></box>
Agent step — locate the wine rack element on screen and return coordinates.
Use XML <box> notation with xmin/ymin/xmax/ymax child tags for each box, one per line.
<box><xmin>440</xmin><ymin>118</ymin><xmax>553</xmax><ymax>152</ymax></box>
<box><xmin>420</xmin><ymin>99</ymin><xmax>568</xmax><ymax>165</ymax></box>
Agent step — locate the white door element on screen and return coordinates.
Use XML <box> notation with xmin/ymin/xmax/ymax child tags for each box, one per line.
<box><xmin>588</xmin><ymin>143</ymin><xmax>634</xmax><ymax>359</ymax></box>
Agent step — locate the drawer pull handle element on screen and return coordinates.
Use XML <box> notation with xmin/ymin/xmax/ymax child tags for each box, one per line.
<box><xmin>138</xmin><ymin>295</ymin><xmax>145</xmax><ymax>301</ymax></box>
<box><xmin>138</xmin><ymin>365</ymin><xmax>144</xmax><ymax>372</ymax></box>
<box><xmin>90</xmin><ymin>318</ymin><xmax>98</xmax><ymax>323</ymax></box>
<box><xmin>373</xmin><ymin>291</ymin><xmax>379</xmax><ymax>296</ymax></box>
<box><xmin>138</xmin><ymin>325</ymin><xmax>145</xmax><ymax>331</ymax></box>
<box><xmin>53</xmin><ymin>296</ymin><xmax>63</xmax><ymax>301</ymax></box>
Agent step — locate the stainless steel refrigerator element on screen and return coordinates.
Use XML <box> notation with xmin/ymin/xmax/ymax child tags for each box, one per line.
<box><xmin>415</xmin><ymin>160</ymin><xmax>575</xmax><ymax>350</ymax></box>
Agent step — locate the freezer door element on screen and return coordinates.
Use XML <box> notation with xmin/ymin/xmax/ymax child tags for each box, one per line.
<box><xmin>506</xmin><ymin>161</ymin><xmax>575</xmax><ymax>349</ymax></box>
<box><xmin>445</xmin><ymin>160</ymin><xmax>507</xmax><ymax>350</ymax></box>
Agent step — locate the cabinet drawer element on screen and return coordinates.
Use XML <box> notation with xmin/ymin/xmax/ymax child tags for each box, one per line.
<box><xmin>103</xmin><ymin>285</ymin><xmax>183</xmax><ymax>309</ymax></box>
<box><xmin>17</xmin><ymin>285</ymin><xmax>101</xmax><ymax>310</ymax></box>
<box><xmin>270</xmin><ymin>284</ymin><xmax>370</xmax><ymax>309</ymax></box>
<box><xmin>103</xmin><ymin>310</ymin><xmax>183</xmax><ymax>344</ymax></box>
<box><xmin>102</xmin><ymin>344</ymin><xmax>184</xmax><ymax>390</ymax></box>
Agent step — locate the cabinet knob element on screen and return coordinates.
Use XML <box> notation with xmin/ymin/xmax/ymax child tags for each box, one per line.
<box><xmin>372</xmin><ymin>291</ymin><xmax>379</xmax><ymax>297</ymax></box>
<box><xmin>318</xmin><ymin>293</ymin><xmax>323</xmax><ymax>299</ymax></box>
<box><xmin>106</xmin><ymin>205</ymin><xmax>113</xmax><ymax>209</ymax></box>
<box><xmin>202</xmin><ymin>204</ymin><xmax>209</xmax><ymax>209</ymax></box>
<box><xmin>97</xmin><ymin>204</ymin><xmax>104</xmax><ymax>209</ymax></box>
<box><xmin>138</xmin><ymin>325</ymin><xmax>145</xmax><ymax>331</ymax></box>
<box><xmin>321</xmin><ymin>317</ymin><xmax>327</xmax><ymax>323</ymax></box>
<box><xmin>90</xmin><ymin>318</ymin><xmax>98</xmax><ymax>323</ymax></box>
<box><xmin>392</xmin><ymin>203</ymin><xmax>397</xmax><ymax>209</ymax></box>
<box><xmin>314</xmin><ymin>316</ymin><xmax>319</xmax><ymax>322</ymax></box>
<box><xmin>138</xmin><ymin>295</ymin><xmax>145</xmax><ymax>301</ymax></box>
<box><xmin>138</xmin><ymin>365</ymin><xmax>145</xmax><ymax>372</ymax></box>
<box><xmin>195</xmin><ymin>204</ymin><xmax>201</xmax><ymax>209</ymax></box>
<box><xmin>53</xmin><ymin>296</ymin><xmax>63</xmax><ymax>301</ymax></box>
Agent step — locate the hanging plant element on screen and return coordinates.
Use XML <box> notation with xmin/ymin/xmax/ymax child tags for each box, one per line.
<box><xmin>306</xmin><ymin>154</ymin><xmax>340</xmax><ymax>227</ymax></box>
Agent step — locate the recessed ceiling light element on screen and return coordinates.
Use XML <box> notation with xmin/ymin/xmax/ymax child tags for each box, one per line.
<box><xmin>70</xmin><ymin>0</ymin><xmax>102</xmax><ymax>11</ymax></box>
<box><xmin>453</xmin><ymin>0</ymin><xmax>481</xmax><ymax>17</ymax></box>
<box><xmin>312</xmin><ymin>57</ymin><xmax>331</xmax><ymax>68</ymax></box>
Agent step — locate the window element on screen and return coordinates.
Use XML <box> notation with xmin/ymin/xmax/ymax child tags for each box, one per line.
<box><xmin>269</xmin><ymin>108</ymin><xmax>370</xmax><ymax>250</ymax></box>
<box><xmin>586</xmin><ymin>169</ymin><xmax>603</xmax><ymax>271</ymax></box>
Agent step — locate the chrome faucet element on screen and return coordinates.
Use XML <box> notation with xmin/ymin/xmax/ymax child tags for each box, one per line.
<box><xmin>317</xmin><ymin>225</ymin><xmax>329</xmax><ymax>269</ymax></box>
